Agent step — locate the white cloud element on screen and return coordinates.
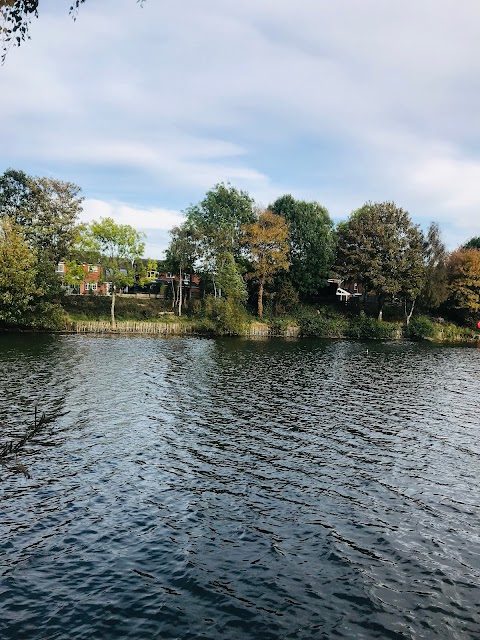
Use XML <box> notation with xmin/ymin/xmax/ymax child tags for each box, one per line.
<box><xmin>81</xmin><ymin>199</ymin><xmax>184</xmax><ymax>230</ymax></box>
<box><xmin>2</xmin><ymin>0</ymin><xmax>480</xmax><ymax>249</ymax></box>
<box><xmin>80</xmin><ymin>199</ymin><xmax>185</xmax><ymax>257</ymax></box>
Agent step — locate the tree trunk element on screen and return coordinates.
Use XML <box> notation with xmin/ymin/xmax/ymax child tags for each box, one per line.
<box><xmin>111</xmin><ymin>289</ymin><xmax>116</xmax><ymax>329</ymax></box>
<box><xmin>171</xmin><ymin>280</ymin><xmax>176</xmax><ymax>309</ymax></box>
<box><xmin>405</xmin><ymin>297</ymin><xmax>416</xmax><ymax>326</ymax></box>
<box><xmin>178</xmin><ymin>268</ymin><xmax>183</xmax><ymax>317</ymax></box>
<box><xmin>377</xmin><ymin>298</ymin><xmax>383</xmax><ymax>321</ymax></box>
<box><xmin>258</xmin><ymin>279</ymin><xmax>264</xmax><ymax>317</ymax></box>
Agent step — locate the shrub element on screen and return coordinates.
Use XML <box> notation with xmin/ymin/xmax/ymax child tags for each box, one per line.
<box><xmin>347</xmin><ymin>312</ymin><xmax>397</xmax><ymax>340</ymax></box>
<box><xmin>297</xmin><ymin>306</ymin><xmax>349</xmax><ymax>338</ymax></box>
<box><xmin>203</xmin><ymin>296</ymin><xmax>248</xmax><ymax>335</ymax></box>
<box><xmin>407</xmin><ymin>316</ymin><xmax>435</xmax><ymax>341</ymax></box>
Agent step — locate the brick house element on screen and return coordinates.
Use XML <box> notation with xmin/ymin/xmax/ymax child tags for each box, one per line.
<box><xmin>57</xmin><ymin>262</ymin><xmax>111</xmax><ymax>295</ymax></box>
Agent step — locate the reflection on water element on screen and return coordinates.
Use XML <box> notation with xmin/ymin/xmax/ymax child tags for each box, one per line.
<box><xmin>1</xmin><ymin>334</ymin><xmax>479</xmax><ymax>639</ymax></box>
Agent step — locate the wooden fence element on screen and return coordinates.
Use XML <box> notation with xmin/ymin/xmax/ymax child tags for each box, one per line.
<box><xmin>67</xmin><ymin>320</ymin><xmax>301</xmax><ymax>337</ymax></box>
<box><xmin>70</xmin><ymin>321</ymin><xmax>193</xmax><ymax>335</ymax></box>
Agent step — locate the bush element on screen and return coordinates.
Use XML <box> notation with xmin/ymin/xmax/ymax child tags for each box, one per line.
<box><xmin>22</xmin><ymin>302</ymin><xmax>67</xmax><ymax>330</ymax></box>
<box><xmin>268</xmin><ymin>316</ymin><xmax>295</xmax><ymax>336</ymax></box>
<box><xmin>297</xmin><ymin>306</ymin><xmax>349</xmax><ymax>338</ymax></box>
<box><xmin>407</xmin><ymin>316</ymin><xmax>435</xmax><ymax>341</ymax></box>
<box><xmin>347</xmin><ymin>312</ymin><xmax>397</xmax><ymax>340</ymax></box>
<box><xmin>203</xmin><ymin>296</ymin><xmax>249</xmax><ymax>335</ymax></box>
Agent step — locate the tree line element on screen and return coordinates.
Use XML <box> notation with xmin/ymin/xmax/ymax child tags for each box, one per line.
<box><xmin>166</xmin><ymin>183</ymin><xmax>480</xmax><ymax>327</ymax></box>
<box><xmin>1</xmin><ymin>168</ymin><xmax>479</xmax><ymax>330</ymax></box>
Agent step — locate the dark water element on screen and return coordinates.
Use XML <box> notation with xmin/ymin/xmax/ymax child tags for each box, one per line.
<box><xmin>1</xmin><ymin>334</ymin><xmax>479</xmax><ymax>639</ymax></box>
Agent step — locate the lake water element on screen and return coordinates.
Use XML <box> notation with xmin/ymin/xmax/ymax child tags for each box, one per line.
<box><xmin>1</xmin><ymin>333</ymin><xmax>479</xmax><ymax>639</ymax></box>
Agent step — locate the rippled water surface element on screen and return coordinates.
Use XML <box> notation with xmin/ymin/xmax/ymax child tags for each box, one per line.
<box><xmin>1</xmin><ymin>333</ymin><xmax>479</xmax><ymax>639</ymax></box>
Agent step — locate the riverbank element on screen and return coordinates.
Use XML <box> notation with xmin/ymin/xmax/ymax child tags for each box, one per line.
<box><xmin>2</xmin><ymin>296</ymin><xmax>478</xmax><ymax>343</ymax></box>
<box><xmin>64</xmin><ymin>315</ymin><xmax>478</xmax><ymax>343</ymax></box>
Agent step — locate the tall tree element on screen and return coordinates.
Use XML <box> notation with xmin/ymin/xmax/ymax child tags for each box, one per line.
<box><xmin>446</xmin><ymin>248</ymin><xmax>480</xmax><ymax>324</ymax></box>
<box><xmin>216</xmin><ymin>252</ymin><xmax>247</xmax><ymax>304</ymax></box>
<box><xmin>242</xmin><ymin>209</ymin><xmax>290</xmax><ymax>317</ymax></box>
<box><xmin>0</xmin><ymin>170</ymin><xmax>83</xmax><ymax>258</ymax></box>
<box><xmin>165</xmin><ymin>222</ymin><xmax>199</xmax><ymax>316</ymax></box>
<box><xmin>463</xmin><ymin>236</ymin><xmax>480</xmax><ymax>250</ymax></box>
<box><xmin>0</xmin><ymin>217</ymin><xmax>38</xmax><ymax>325</ymax></box>
<box><xmin>186</xmin><ymin>183</ymin><xmax>255</xmax><ymax>263</ymax></box>
<box><xmin>336</xmin><ymin>202</ymin><xmax>425</xmax><ymax>320</ymax></box>
<box><xmin>421</xmin><ymin>222</ymin><xmax>448</xmax><ymax>312</ymax></box>
<box><xmin>0</xmin><ymin>169</ymin><xmax>83</xmax><ymax>301</ymax></box>
<box><xmin>82</xmin><ymin>217</ymin><xmax>145</xmax><ymax>327</ymax></box>
<box><xmin>270</xmin><ymin>195</ymin><xmax>335</xmax><ymax>296</ymax></box>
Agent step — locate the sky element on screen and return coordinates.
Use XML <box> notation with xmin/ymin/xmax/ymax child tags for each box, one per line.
<box><xmin>2</xmin><ymin>0</ymin><xmax>480</xmax><ymax>257</ymax></box>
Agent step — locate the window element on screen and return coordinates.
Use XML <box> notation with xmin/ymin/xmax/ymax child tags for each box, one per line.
<box><xmin>353</xmin><ymin>282</ymin><xmax>358</xmax><ymax>292</ymax></box>
<box><xmin>56</xmin><ymin>262</ymin><xmax>65</xmax><ymax>273</ymax></box>
<box><xmin>88</xmin><ymin>265</ymin><xmax>98</xmax><ymax>273</ymax></box>
<box><xmin>91</xmin><ymin>283</ymin><xmax>97</xmax><ymax>291</ymax></box>
<box><xmin>84</xmin><ymin>283</ymin><xmax>90</xmax><ymax>291</ymax></box>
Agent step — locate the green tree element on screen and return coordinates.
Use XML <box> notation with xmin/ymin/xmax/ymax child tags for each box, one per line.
<box><xmin>165</xmin><ymin>222</ymin><xmax>200</xmax><ymax>316</ymax></box>
<box><xmin>242</xmin><ymin>209</ymin><xmax>290</xmax><ymax>317</ymax></box>
<box><xmin>186</xmin><ymin>183</ymin><xmax>255</xmax><ymax>288</ymax></box>
<box><xmin>62</xmin><ymin>260</ymin><xmax>86</xmax><ymax>294</ymax></box>
<box><xmin>270</xmin><ymin>195</ymin><xmax>335</xmax><ymax>296</ymax></box>
<box><xmin>446</xmin><ymin>248</ymin><xmax>480</xmax><ymax>324</ymax></box>
<box><xmin>336</xmin><ymin>202</ymin><xmax>425</xmax><ymax>321</ymax></box>
<box><xmin>83</xmin><ymin>217</ymin><xmax>145</xmax><ymax>327</ymax></box>
<box><xmin>0</xmin><ymin>217</ymin><xmax>38</xmax><ymax>325</ymax></box>
<box><xmin>216</xmin><ymin>252</ymin><xmax>247</xmax><ymax>303</ymax></box>
<box><xmin>136</xmin><ymin>258</ymin><xmax>158</xmax><ymax>288</ymax></box>
<box><xmin>421</xmin><ymin>222</ymin><xmax>448</xmax><ymax>312</ymax></box>
<box><xmin>463</xmin><ymin>236</ymin><xmax>480</xmax><ymax>250</ymax></box>
<box><xmin>0</xmin><ymin>170</ymin><xmax>83</xmax><ymax>301</ymax></box>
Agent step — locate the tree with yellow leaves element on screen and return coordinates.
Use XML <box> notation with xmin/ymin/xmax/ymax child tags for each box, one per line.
<box><xmin>242</xmin><ymin>209</ymin><xmax>290</xmax><ymax>317</ymax></box>
<box><xmin>447</xmin><ymin>247</ymin><xmax>480</xmax><ymax>324</ymax></box>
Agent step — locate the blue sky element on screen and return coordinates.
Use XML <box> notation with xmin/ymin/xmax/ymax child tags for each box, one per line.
<box><xmin>2</xmin><ymin>0</ymin><xmax>480</xmax><ymax>257</ymax></box>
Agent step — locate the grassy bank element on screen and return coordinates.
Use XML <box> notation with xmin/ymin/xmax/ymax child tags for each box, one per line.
<box><xmin>57</xmin><ymin>297</ymin><xmax>480</xmax><ymax>343</ymax></box>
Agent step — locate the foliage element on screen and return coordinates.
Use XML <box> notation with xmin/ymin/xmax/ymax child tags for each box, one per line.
<box><xmin>0</xmin><ymin>169</ymin><xmax>83</xmax><ymax>308</ymax></box>
<box><xmin>186</xmin><ymin>183</ymin><xmax>255</xmax><ymax>257</ymax></box>
<box><xmin>0</xmin><ymin>217</ymin><xmax>38</xmax><ymax>324</ymax></box>
<box><xmin>242</xmin><ymin>209</ymin><xmax>290</xmax><ymax>317</ymax></box>
<box><xmin>446</xmin><ymin>248</ymin><xmax>480</xmax><ymax>323</ymax></box>
<box><xmin>184</xmin><ymin>183</ymin><xmax>254</xmax><ymax>293</ymax></box>
<box><xmin>136</xmin><ymin>258</ymin><xmax>158</xmax><ymax>287</ymax></box>
<box><xmin>270</xmin><ymin>194</ymin><xmax>335</xmax><ymax>296</ymax></box>
<box><xmin>407</xmin><ymin>315</ymin><xmax>436</xmax><ymax>341</ymax></box>
<box><xmin>81</xmin><ymin>217</ymin><xmax>145</xmax><ymax>325</ymax></box>
<box><xmin>336</xmin><ymin>201</ymin><xmax>425</xmax><ymax>320</ymax></box>
<box><xmin>0</xmin><ymin>170</ymin><xmax>83</xmax><ymax>263</ymax></box>
<box><xmin>62</xmin><ymin>295</ymin><xmax>172</xmax><ymax>321</ymax></box>
<box><xmin>216</xmin><ymin>252</ymin><xmax>247</xmax><ymax>303</ymax></box>
<box><xmin>297</xmin><ymin>306</ymin><xmax>349</xmax><ymax>338</ymax></box>
<box><xmin>421</xmin><ymin>222</ymin><xmax>448</xmax><ymax>311</ymax></box>
<box><xmin>463</xmin><ymin>237</ymin><xmax>480</xmax><ymax>250</ymax></box>
<box><xmin>22</xmin><ymin>300</ymin><xmax>67</xmax><ymax>330</ymax></box>
<box><xmin>408</xmin><ymin>315</ymin><xmax>477</xmax><ymax>342</ymax></box>
<box><xmin>203</xmin><ymin>296</ymin><xmax>248</xmax><ymax>335</ymax></box>
<box><xmin>1</xmin><ymin>1</ymin><xmax>144</xmax><ymax>61</ymax></box>
<box><xmin>165</xmin><ymin>222</ymin><xmax>200</xmax><ymax>315</ymax></box>
<box><xmin>346</xmin><ymin>312</ymin><xmax>398</xmax><ymax>340</ymax></box>
<box><xmin>273</xmin><ymin>277</ymin><xmax>299</xmax><ymax>315</ymax></box>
